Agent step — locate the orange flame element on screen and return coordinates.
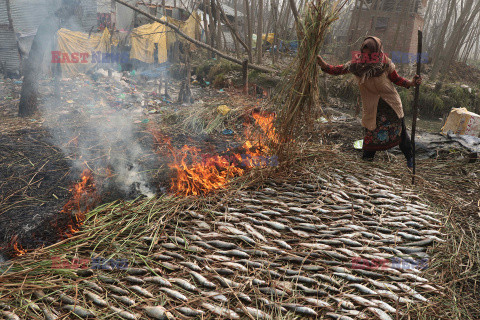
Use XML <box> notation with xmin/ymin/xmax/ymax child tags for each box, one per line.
<box><xmin>152</xmin><ymin>111</ymin><xmax>278</xmax><ymax>196</ymax></box>
<box><xmin>60</xmin><ymin>169</ymin><xmax>97</xmax><ymax>238</ymax></box>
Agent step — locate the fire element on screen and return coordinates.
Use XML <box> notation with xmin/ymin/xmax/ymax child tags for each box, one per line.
<box><xmin>60</xmin><ymin>169</ymin><xmax>97</xmax><ymax>237</ymax></box>
<box><xmin>152</xmin><ymin>111</ymin><xmax>278</xmax><ymax>196</ymax></box>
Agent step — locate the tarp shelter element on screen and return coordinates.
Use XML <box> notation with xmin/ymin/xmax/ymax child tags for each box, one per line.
<box><xmin>130</xmin><ymin>18</ymin><xmax>168</xmax><ymax>64</ymax></box>
<box><xmin>56</xmin><ymin>28</ymin><xmax>118</xmax><ymax>76</ymax></box>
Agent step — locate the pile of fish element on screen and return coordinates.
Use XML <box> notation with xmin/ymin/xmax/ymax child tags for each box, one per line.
<box><xmin>0</xmin><ymin>168</ymin><xmax>444</xmax><ymax>319</ymax></box>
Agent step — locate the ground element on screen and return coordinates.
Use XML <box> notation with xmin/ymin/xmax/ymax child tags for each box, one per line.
<box><xmin>0</xmin><ymin>65</ymin><xmax>479</xmax><ymax>320</ymax></box>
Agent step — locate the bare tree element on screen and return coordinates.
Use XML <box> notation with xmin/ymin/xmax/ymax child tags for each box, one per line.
<box><xmin>256</xmin><ymin>0</ymin><xmax>264</xmax><ymax>64</ymax></box>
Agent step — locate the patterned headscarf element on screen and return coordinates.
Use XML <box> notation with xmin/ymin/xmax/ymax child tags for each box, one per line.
<box><xmin>344</xmin><ymin>36</ymin><xmax>391</xmax><ymax>83</ymax></box>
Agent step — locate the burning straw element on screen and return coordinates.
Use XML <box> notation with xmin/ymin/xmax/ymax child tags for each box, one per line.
<box><xmin>274</xmin><ymin>0</ymin><xmax>346</xmax><ymax>151</ymax></box>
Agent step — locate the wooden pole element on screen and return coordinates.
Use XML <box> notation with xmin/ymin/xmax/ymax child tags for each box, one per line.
<box><xmin>411</xmin><ymin>30</ymin><xmax>422</xmax><ymax>185</ymax></box>
<box><xmin>242</xmin><ymin>59</ymin><xmax>249</xmax><ymax>94</ymax></box>
<box><xmin>112</xmin><ymin>0</ymin><xmax>275</xmax><ymax>73</ymax></box>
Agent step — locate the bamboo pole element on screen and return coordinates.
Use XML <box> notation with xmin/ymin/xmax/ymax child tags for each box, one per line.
<box><xmin>411</xmin><ymin>30</ymin><xmax>422</xmax><ymax>185</ymax></box>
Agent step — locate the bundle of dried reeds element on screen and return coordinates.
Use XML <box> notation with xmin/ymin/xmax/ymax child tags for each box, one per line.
<box><xmin>274</xmin><ymin>0</ymin><xmax>346</xmax><ymax>149</ymax></box>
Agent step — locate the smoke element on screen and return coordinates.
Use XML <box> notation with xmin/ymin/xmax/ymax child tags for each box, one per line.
<box><xmin>41</xmin><ymin>73</ymin><xmax>155</xmax><ymax>198</ymax></box>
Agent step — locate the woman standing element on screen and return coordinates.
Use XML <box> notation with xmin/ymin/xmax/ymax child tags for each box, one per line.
<box><xmin>317</xmin><ymin>37</ymin><xmax>422</xmax><ymax>168</ymax></box>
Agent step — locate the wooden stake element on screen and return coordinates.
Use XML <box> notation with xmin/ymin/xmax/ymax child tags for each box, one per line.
<box><xmin>411</xmin><ymin>30</ymin><xmax>422</xmax><ymax>185</ymax></box>
<box><xmin>242</xmin><ymin>59</ymin><xmax>249</xmax><ymax>94</ymax></box>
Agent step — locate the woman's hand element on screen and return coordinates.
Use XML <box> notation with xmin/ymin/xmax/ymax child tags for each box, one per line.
<box><xmin>409</xmin><ymin>74</ymin><xmax>422</xmax><ymax>87</ymax></box>
<box><xmin>317</xmin><ymin>55</ymin><xmax>327</xmax><ymax>69</ymax></box>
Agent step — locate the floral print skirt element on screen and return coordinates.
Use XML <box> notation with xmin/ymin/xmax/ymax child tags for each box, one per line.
<box><xmin>363</xmin><ymin>98</ymin><xmax>402</xmax><ymax>151</ymax></box>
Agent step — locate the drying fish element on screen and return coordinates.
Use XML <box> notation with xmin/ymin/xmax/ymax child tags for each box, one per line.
<box><xmin>237</xmin><ymin>306</ymin><xmax>272</xmax><ymax>320</ymax></box>
<box><xmin>189</xmin><ymin>271</ymin><xmax>216</xmax><ymax>289</ymax></box>
<box><xmin>397</xmin><ymin>283</ymin><xmax>428</xmax><ymax>302</ymax></box>
<box><xmin>343</xmin><ymin>294</ymin><xmax>378</xmax><ymax>307</ymax></box>
<box><xmin>145</xmin><ymin>276</ymin><xmax>172</xmax><ymax>287</ymax></box>
<box><xmin>371</xmin><ymin>300</ymin><xmax>397</xmax><ymax>313</ymax></box>
<box><xmin>124</xmin><ymin>276</ymin><xmax>145</xmax><ymax>285</ymax></box>
<box><xmin>160</xmin><ymin>288</ymin><xmax>188</xmax><ymax>302</ymax></box>
<box><xmin>170</xmin><ymin>278</ymin><xmax>198</xmax><ymax>292</ymax></box>
<box><xmin>144</xmin><ymin>306</ymin><xmax>174</xmax><ymax>320</ymax></box>
<box><xmin>304</xmin><ymin>297</ymin><xmax>331</xmax><ymax>308</ymax></box>
<box><xmin>347</xmin><ymin>283</ymin><xmax>377</xmax><ymax>295</ymax></box>
<box><xmin>222</xmin><ymin>262</ymin><xmax>248</xmax><ymax>272</ymax></box>
<box><xmin>202</xmin><ymin>291</ymin><xmax>229</xmax><ymax>303</ymax></box>
<box><xmin>84</xmin><ymin>290</ymin><xmax>108</xmax><ymax>307</ymax></box>
<box><xmin>213</xmin><ymin>276</ymin><xmax>241</xmax><ymax>288</ymax></box>
<box><xmin>207</xmin><ymin>240</ymin><xmax>237</xmax><ymax>250</ymax></box>
<box><xmin>110</xmin><ymin>306</ymin><xmax>138</xmax><ymax>320</ymax></box>
<box><xmin>106</xmin><ymin>284</ymin><xmax>130</xmax><ymax>296</ymax></box>
<box><xmin>325</xmin><ymin>313</ymin><xmax>355</xmax><ymax>320</ymax></box>
<box><xmin>218</xmin><ymin>249</ymin><xmax>250</xmax><ymax>259</ymax></box>
<box><xmin>201</xmin><ymin>302</ymin><xmax>240</xmax><ymax>319</ymax></box>
<box><xmin>283</xmin><ymin>304</ymin><xmax>318</xmax><ymax>316</ymax></box>
<box><xmin>129</xmin><ymin>285</ymin><xmax>154</xmax><ymax>298</ymax></box>
<box><xmin>213</xmin><ymin>267</ymin><xmax>235</xmax><ymax>276</ymax></box>
<box><xmin>42</xmin><ymin>307</ymin><xmax>58</xmax><ymax>320</ymax></box>
<box><xmin>63</xmin><ymin>305</ymin><xmax>96</xmax><ymax>318</ymax></box>
<box><xmin>176</xmin><ymin>307</ymin><xmax>204</xmax><ymax>317</ymax></box>
<box><xmin>367</xmin><ymin>307</ymin><xmax>393</xmax><ymax>320</ymax></box>
<box><xmin>0</xmin><ymin>311</ymin><xmax>20</xmax><ymax>320</ymax></box>
<box><xmin>110</xmin><ymin>294</ymin><xmax>135</xmax><ymax>307</ymax></box>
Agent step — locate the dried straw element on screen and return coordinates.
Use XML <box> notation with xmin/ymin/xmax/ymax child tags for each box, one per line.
<box><xmin>274</xmin><ymin>0</ymin><xmax>346</xmax><ymax>154</ymax></box>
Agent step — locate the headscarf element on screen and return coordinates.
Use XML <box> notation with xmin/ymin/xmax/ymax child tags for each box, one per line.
<box><xmin>344</xmin><ymin>36</ymin><xmax>391</xmax><ymax>83</ymax></box>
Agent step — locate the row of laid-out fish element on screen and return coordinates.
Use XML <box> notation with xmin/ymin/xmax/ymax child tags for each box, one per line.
<box><xmin>1</xmin><ymin>169</ymin><xmax>444</xmax><ymax>319</ymax></box>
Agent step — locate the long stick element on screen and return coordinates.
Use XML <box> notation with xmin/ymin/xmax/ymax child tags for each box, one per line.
<box><xmin>411</xmin><ymin>30</ymin><xmax>422</xmax><ymax>184</ymax></box>
<box><xmin>113</xmin><ymin>0</ymin><xmax>275</xmax><ymax>73</ymax></box>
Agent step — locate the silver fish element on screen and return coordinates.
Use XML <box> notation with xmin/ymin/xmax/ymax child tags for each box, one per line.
<box><xmin>218</xmin><ymin>249</ymin><xmax>250</xmax><ymax>259</ymax></box>
<box><xmin>202</xmin><ymin>291</ymin><xmax>229</xmax><ymax>303</ymax></box>
<box><xmin>347</xmin><ymin>283</ymin><xmax>377</xmax><ymax>295</ymax></box>
<box><xmin>189</xmin><ymin>271</ymin><xmax>216</xmax><ymax>289</ymax></box>
<box><xmin>283</xmin><ymin>304</ymin><xmax>318</xmax><ymax>316</ymax></box>
<box><xmin>124</xmin><ymin>276</ymin><xmax>145</xmax><ymax>285</ymax></box>
<box><xmin>0</xmin><ymin>311</ymin><xmax>20</xmax><ymax>320</ymax></box>
<box><xmin>201</xmin><ymin>302</ymin><xmax>240</xmax><ymax>319</ymax></box>
<box><xmin>367</xmin><ymin>307</ymin><xmax>393</xmax><ymax>320</ymax></box>
<box><xmin>81</xmin><ymin>280</ymin><xmax>104</xmax><ymax>293</ymax></box>
<box><xmin>63</xmin><ymin>305</ymin><xmax>96</xmax><ymax>318</ymax></box>
<box><xmin>84</xmin><ymin>290</ymin><xmax>108</xmax><ymax>307</ymax></box>
<box><xmin>237</xmin><ymin>306</ymin><xmax>272</xmax><ymax>320</ymax></box>
<box><xmin>371</xmin><ymin>300</ymin><xmax>397</xmax><ymax>313</ymax></box>
<box><xmin>343</xmin><ymin>293</ymin><xmax>378</xmax><ymax>307</ymax></box>
<box><xmin>41</xmin><ymin>307</ymin><xmax>58</xmax><ymax>320</ymax></box>
<box><xmin>176</xmin><ymin>307</ymin><xmax>204</xmax><ymax>317</ymax></box>
<box><xmin>170</xmin><ymin>278</ymin><xmax>198</xmax><ymax>292</ymax></box>
<box><xmin>110</xmin><ymin>294</ymin><xmax>135</xmax><ymax>307</ymax></box>
<box><xmin>110</xmin><ymin>306</ymin><xmax>138</xmax><ymax>320</ymax></box>
<box><xmin>144</xmin><ymin>276</ymin><xmax>172</xmax><ymax>287</ymax></box>
<box><xmin>213</xmin><ymin>275</ymin><xmax>241</xmax><ymax>288</ymax></box>
<box><xmin>106</xmin><ymin>284</ymin><xmax>130</xmax><ymax>296</ymax></box>
<box><xmin>160</xmin><ymin>288</ymin><xmax>188</xmax><ymax>302</ymax></box>
<box><xmin>129</xmin><ymin>285</ymin><xmax>154</xmax><ymax>298</ymax></box>
<box><xmin>304</xmin><ymin>297</ymin><xmax>331</xmax><ymax>308</ymax></box>
<box><xmin>144</xmin><ymin>306</ymin><xmax>174</xmax><ymax>320</ymax></box>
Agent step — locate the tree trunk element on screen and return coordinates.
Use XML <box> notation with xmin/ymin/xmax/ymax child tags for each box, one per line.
<box><xmin>215</xmin><ymin>0</ymin><xmax>222</xmax><ymax>51</ymax></box>
<box><xmin>271</xmin><ymin>0</ymin><xmax>279</xmax><ymax>65</ymax></box>
<box><xmin>233</xmin><ymin>0</ymin><xmax>239</xmax><ymax>57</ymax></box>
<box><xmin>18</xmin><ymin>16</ymin><xmax>60</xmax><ymax>117</ymax></box>
<box><xmin>245</xmin><ymin>0</ymin><xmax>253</xmax><ymax>62</ymax></box>
<box><xmin>256</xmin><ymin>0</ymin><xmax>263</xmax><ymax>64</ymax></box>
<box><xmin>203</xmin><ymin>0</ymin><xmax>209</xmax><ymax>46</ymax></box>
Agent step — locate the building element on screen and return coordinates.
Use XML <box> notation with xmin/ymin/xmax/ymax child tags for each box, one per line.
<box><xmin>0</xmin><ymin>0</ymin><xmax>97</xmax><ymax>75</ymax></box>
<box><xmin>346</xmin><ymin>0</ymin><xmax>428</xmax><ymax>59</ymax></box>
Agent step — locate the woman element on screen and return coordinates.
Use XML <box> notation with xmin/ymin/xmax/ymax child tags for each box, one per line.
<box><xmin>317</xmin><ymin>36</ymin><xmax>422</xmax><ymax>168</ymax></box>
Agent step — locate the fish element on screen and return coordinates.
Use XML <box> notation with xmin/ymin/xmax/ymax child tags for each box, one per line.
<box><xmin>332</xmin><ymin>272</ymin><xmax>364</xmax><ymax>282</ymax></box>
<box><xmin>367</xmin><ymin>279</ymin><xmax>400</xmax><ymax>291</ymax></box>
<box><xmin>343</xmin><ymin>294</ymin><xmax>378</xmax><ymax>307</ymax></box>
<box><xmin>304</xmin><ymin>297</ymin><xmax>332</xmax><ymax>308</ymax></box>
<box><xmin>213</xmin><ymin>275</ymin><xmax>241</xmax><ymax>288</ymax></box>
<box><xmin>144</xmin><ymin>276</ymin><xmax>172</xmax><ymax>287</ymax></box>
<box><xmin>213</xmin><ymin>267</ymin><xmax>235</xmax><ymax>276</ymax></box>
<box><xmin>236</xmin><ymin>306</ymin><xmax>272</xmax><ymax>320</ymax></box>
<box><xmin>170</xmin><ymin>278</ymin><xmax>198</xmax><ymax>292</ymax></box>
<box><xmin>63</xmin><ymin>305</ymin><xmax>96</xmax><ymax>318</ymax></box>
<box><xmin>105</xmin><ymin>284</ymin><xmax>130</xmax><ymax>296</ymax></box>
<box><xmin>324</xmin><ymin>312</ymin><xmax>355</xmax><ymax>320</ymax></box>
<box><xmin>144</xmin><ymin>306</ymin><xmax>174</xmax><ymax>320</ymax></box>
<box><xmin>160</xmin><ymin>288</ymin><xmax>188</xmax><ymax>302</ymax></box>
<box><xmin>312</xmin><ymin>274</ymin><xmax>341</xmax><ymax>286</ymax></box>
<box><xmin>397</xmin><ymin>283</ymin><xmax>428</xmax><ymax>302</ymax></box>
<box><xmin>273</xmin><ymin>240</ymin><xmax>292</xmax><ymax>250</ymax></box>
<box><xmin>282</xmin><ymin>304</ymin><xmax>318</xmax><ymax>316</ymax></box>
<box><xmin>110</xmin><ymin>294</ymin><xmax>136</xmax><ymax>307</ymax></box>
<box><xmin>201</xmin><ymin>302</ymin><xmax>240</xmax><ymax>319</ymax></box>
<box><xmin>124</xmin><ymin>276</ymin><xmax>145</xmax><ymax>285</ymax></box>
<box><xmin>84</xmin><ymin>290</ymin><xmax>108</xmax><ymax>307</ymax></box>
<box><xmin>59</xmin><ymin>293</ymin><xmax>76</xmax><ymax>305</ymax></box>
<box><xmin>207</xmin><ymin>240</ymin><xmax>237</xmax><ymax>250</ymax></box>
<box><xmin>285</xmin><ymin>275</ymin><xmax>319</xmax><ymax>285</ymax></box>
<box><xmin>241</xmin><ymin>223</ymin><xmax>267</xmax><ymax>242</ymax></box>
<box><xmin>376</xmin><ymin>290</ymin><xmax>413</xmax><ymax>303</ymax></box>
<box><xmin>371</xmin><ymin>300</ymin><xmax>397</xmax><ymax>313</ymax></box>
<box><xmin>347</xmin><ymin>283</ymin><xmax>377</xmax><ymax>295</ymax></box>
<box><xmin>176</xmin><ymin>307</ymin><xmax>204</xmax><ymax>317</ymax></box>
<box><xmin>255</xmin><ymin>225</ymin><xmax>282</xmax><ymax>237</ymax></box>
<box><xmin>126</xmin><ymin>268</ymin><xmax>148</xmax><ymax>276</ymax></box>
<box><xmin>178</xmin><ymin>261</ymin><xmax>202</xmax><ymax>272</ymax></box>
<box><xmin>81</xmin><ymin>280</ymin><xmax>104</xmax><ymax>293</ymax></box>
<box><xmin>0</xmin><ymin>311</ymin><xmax>20</xmax><ymax>320</ymax></box>
<box><xmin>230</xmin><ymin>234</ymin><xmax>256</xmax><ymax>246</ymax></box>
<box><xmin>222</xmin><ymin>262</ymin><xmax>248</xmax><ymax>272</ymax></box>
<box><xmin>259</xmin><ymin>286</ymin><xmax>287</xmax><ymax>297</ymax></box>
<box><xmin>129</xmin><ymin>285</ymin><xmax>154</xmax><ymax>298</ymax></box>
<box><xmin>366</xmin><ymin>307</ymin><xmax>393</xmax><ymax>320</ymax></box>
<box><xmin>110</xmin><ymin>306</ymin><xmax>138</xmax><ymax>320</ymax></box>
<box><xmin>189</xmin><ymin>271</ymin><xmax>216</xmax><ymax>289</ymax></box>
<box><xmin>218</xmin><ymin>249</ymin><xmax>250</xmax><ymax>259</ymax></box>
<box><xmin>42</xmin><ymin>307</ymin><xmax>58</xmax><ymax>320</ymax></box>
<box><xmin>202</xmin><ymin>291</ymin><xmax>229</xmax><ymax>303</ymax></box>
